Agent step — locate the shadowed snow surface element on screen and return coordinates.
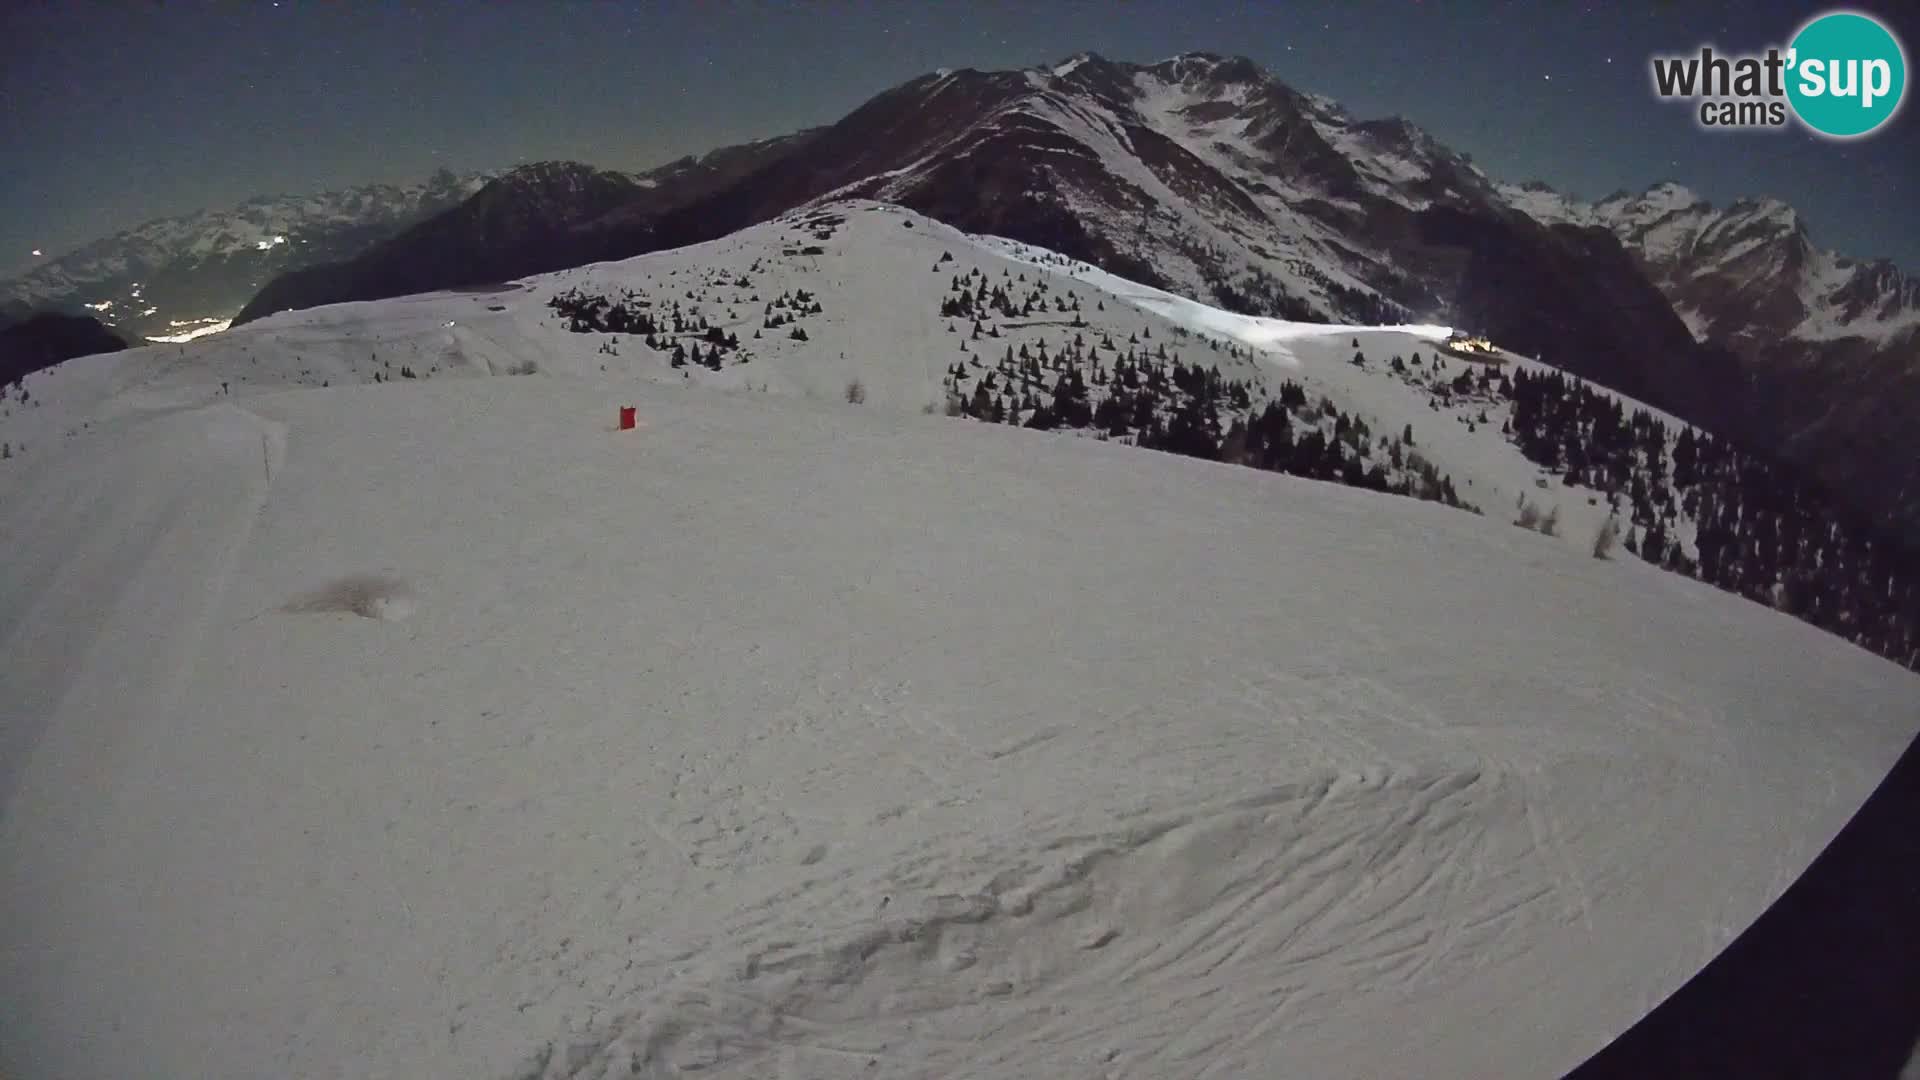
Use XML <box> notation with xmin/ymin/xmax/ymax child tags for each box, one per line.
<box><xmin>2</xmin><ymin>373</ymin><xmax>1914</xmax><ymax>1080</ymax></box>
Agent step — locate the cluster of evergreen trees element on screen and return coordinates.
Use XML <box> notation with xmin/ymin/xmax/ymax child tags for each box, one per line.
<box><xmin>941</xmin><ymin>361</ymin><xmax>1465</xmax><ymax>517</ymax></box>
<box><xmin>939</xmin><ymin>268</ymin><xmax>1090</xmax><ymax>325</ymax></box>
<box><xmin>1218</xmin><ymin>396</ymin><xmax>1467</xmax><ymax>507</ymax></box>
<box><xmin>667</xmin><ymin>328</ymin><xmax>742</xmax><ymax>371</ymax></box>
<box><xmin>795</xmin><ymin>209</ymin><xmax>844</xmax><ymax>243</ymax></box>
<box><xmin>946</xmin><ymin>342</ymin><xmax>1466</xmax><ymax>510</ymax></box>
<box><xmin>1322</xmin><ymin>280</ymin><xmax>1406</xmax><ymax>327</ymax></box>
<box><xmin>761</xmin><ymin>289</ymin><xmax>822</xmax><ymax>330</ymax></box>
<box><xmin>1204</xmin><ymin>263</ymin><xmax>1407</xmax><ymax>327</ymax></box>
<box><xmin>1504</xmin><ymin>367</ymin><xmax>1920</xmax><ymax>670</ymax></box>
<box><xmin>932</xmin><ymin>268</ymin><xmax>1469</xmax><ymax>510</ymax></box>
<box><xmin>1209</xmin><ymin>269</ymin><xmax>1317</xmax><ymax>323</ymax></box>
<box><xmin>547</xmin><ymin>287</ymin><xmax>658</xmax><ymax>336</ymax></box>
<box><xmin>549</xmin><ymin>281</ymin><xmax>831</xmax><ymax>375</ymax></box>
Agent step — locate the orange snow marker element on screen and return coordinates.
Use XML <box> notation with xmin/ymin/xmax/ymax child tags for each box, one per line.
<box><xmin>618</xmin><ymin>406</ymin><xmax>637</xmax><ymax>430</ymax></box>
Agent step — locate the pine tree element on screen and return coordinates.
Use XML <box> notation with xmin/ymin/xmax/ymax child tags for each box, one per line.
<box><xmin>969</xmin><ymin>380</ymin><xmax>993</xmax><ymax>417</ymax></box>
<box><xmin>1221</xmin><ymin>418</ymin><xmax>1250</xmax><ymax>464</ymax></box>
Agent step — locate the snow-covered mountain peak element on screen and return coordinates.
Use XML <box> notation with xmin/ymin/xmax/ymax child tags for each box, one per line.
<box><xmin>1495</xmin><ymin>180</ymin><xmax>1602</xmax><ymax>228</ymax></box>
<box><xmin>1636</xmin><ymin>180</ymin><xmax>1707</xmax><ymax>210</ymax></box>
<box><xmin>1125</xmin><ymin>53</ymin><xmax>1315</xmax><ymax>128</ymax></box>
<box><xmin>492</xmin><ymin>161</ymin><xmax>637</xmax><ymax>197</ymax></box>
<box><xmin>1500</xmin><ymin>176</ymin><xmax>1917</xmax><ymax>351</ymax></box>
<box><xmin>1299</xmin><ymin>90</ymin><xmax>1349</xmax><ymax>118</ymax></box>
<box><xmin>1720</xmin><ymin>195</ymin><xmax>1803</xmax><ymax>235</ymax></box>
<box><xmin>1593</xmin><ymin>182</ymin><xmax>1711</xmax><ymax>232</ymax></box>
<box><xmin>1046</xmin><ymin>51</ymin><xmax>1098</xmax><ymax>78</ymax></box>
<box><xmin>1148</xmin><ymin>51</ymin><xmax>1270</xmax><ymax>90</ymax></box>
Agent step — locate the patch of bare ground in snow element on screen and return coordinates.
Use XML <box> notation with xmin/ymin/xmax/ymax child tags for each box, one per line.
<box><xmin>283</xmin><ymin>573</ymin><xmax>416</xmax><ymax>622</ymax></box>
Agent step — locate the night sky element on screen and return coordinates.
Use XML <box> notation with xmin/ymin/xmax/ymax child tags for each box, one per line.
<box><xmin>2</xmin><ymin>0</ymin><xmax>1915</xmax><ymax>279</ymax></box>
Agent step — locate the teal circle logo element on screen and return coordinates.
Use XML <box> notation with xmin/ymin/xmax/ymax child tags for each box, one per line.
<box><xmin>1786</xmin><ymin>11</ymin><xmax>1907</xmax><ymax>137</ymax></box>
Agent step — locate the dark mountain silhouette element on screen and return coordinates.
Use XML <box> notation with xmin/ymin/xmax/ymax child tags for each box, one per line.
<box><xmin>233</xmin><ymin>163</ymin><xmax>653</xmax><ymax>324</ymax></box>
<box><xmin>0</xmin><ymin>299</ymin><xmax>32</xmax><ymax>331</ymax></box>
<box><xmin>1</xmin><ymin>313</ymin><xmax>129</xmax><ymax>387</ymax></box>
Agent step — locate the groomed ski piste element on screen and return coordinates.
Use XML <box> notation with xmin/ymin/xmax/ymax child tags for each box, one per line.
<box><xmin>3</xmin><ymin>201</ymin><xmax>1915</xmax><ymax>1079</ymax></box>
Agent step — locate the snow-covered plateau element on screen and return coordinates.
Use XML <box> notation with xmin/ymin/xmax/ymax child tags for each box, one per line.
<box><xmin>3</xmin><ymin>202</ymin><xmax>1915</xmax><ymax>1080</ymax></box>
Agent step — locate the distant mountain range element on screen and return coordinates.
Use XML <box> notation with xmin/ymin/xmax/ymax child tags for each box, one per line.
<box><xmin>0</xmin><ymin>169</ymin><xmax>486</xmax><ymax>340</ymax></box>
<box><xmin>1500</xmin><ymin>179</ymin><xmax>1920</xmax><ymax>350</ymax></box>
<box><xmin>232</xmin><ymin>134</ymin><xmax>816</xmax><ymax>326</ymax></box>
<box><xmin>19</xmin><ymin>51</ymin><xmax>1920</xmax><ymax>543</ymax></box>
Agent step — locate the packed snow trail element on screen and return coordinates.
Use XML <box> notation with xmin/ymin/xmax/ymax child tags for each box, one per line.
<box><xmin>0</xmin><ymin>403</ymin><xmax>284</xmax><ymax>805</ymax></box>
<box><xmin>3</xmin><ymin>376</ymin><xmax>1913</xmax><ymax>1079</ymax></box>
<box><xmin>974</xmin><ymin>232</ymin><xmax>1455</xmax><ymax>359</ymax></box>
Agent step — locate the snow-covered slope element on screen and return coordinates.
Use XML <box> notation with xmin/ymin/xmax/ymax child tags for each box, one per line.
<box><xmin>4</xmin><ymin>359</ymin><xmax>1915</xmax><ymax>1080</ymax></box>
<box><xmin>4</xmin><ymin>200</ymin><xmax>1919</xmax><ymax>1079</ymax></box>
<box><xmin>5</xmin><ymin>201</ymin><xmax>1649</xmax><ymax>560</ymax></box>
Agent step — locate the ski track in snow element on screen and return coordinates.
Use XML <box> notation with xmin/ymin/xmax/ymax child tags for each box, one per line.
<box><xmin>1</xmin><ymin>203</ymin><xmax>1916</xmax><ymax>1080</ymax></box>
